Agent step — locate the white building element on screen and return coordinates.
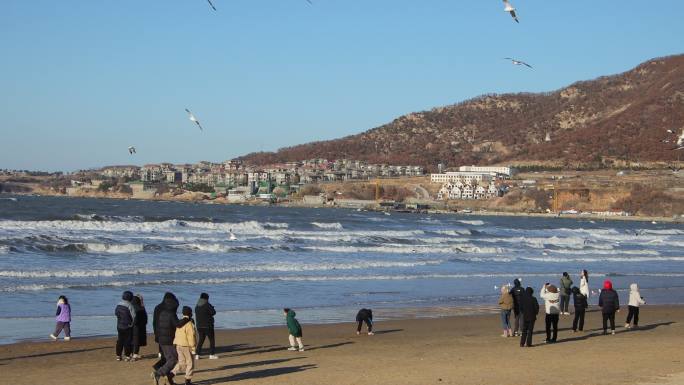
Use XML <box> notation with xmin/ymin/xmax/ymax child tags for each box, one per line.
<box><xmin>458</xmin><ymin>165</ymin><xmax>514</xmax><ymax>177</ymax></box>
<box><xmin>430</xmin><ymin>172</ymin><xmax>494</xmax><ymax>184</ymax></box>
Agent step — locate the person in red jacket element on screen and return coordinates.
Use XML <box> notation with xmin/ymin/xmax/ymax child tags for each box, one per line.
<box><xmin>598</xmin><ymin>280</ymin><xmax>620</xmax><ymax>335</ymax></box>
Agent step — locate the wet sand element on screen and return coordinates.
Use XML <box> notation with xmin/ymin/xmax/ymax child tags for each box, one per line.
<box><xmin>1</xmin><ymin>305</ymin><xmax>683</xmax><ymax>385</ymax></box>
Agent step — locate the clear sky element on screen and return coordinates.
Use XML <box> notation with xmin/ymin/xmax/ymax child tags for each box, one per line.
<box><xmin>1</xmin><ymin>1</ymin><xmax>682</xmax><ymax>171</ymax></box>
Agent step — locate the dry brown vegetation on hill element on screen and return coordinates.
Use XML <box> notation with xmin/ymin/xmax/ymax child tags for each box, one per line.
<box><xmin>240</xmin><ymin>55</ymin><xmax>684</xmax><ymax>170</ymax></box>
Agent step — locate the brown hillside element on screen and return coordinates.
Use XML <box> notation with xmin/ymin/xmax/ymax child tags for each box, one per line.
<box><xmin>240</xmin><ymin>55</ymin><xmax>684</xmax><ymax>170</ymax></box>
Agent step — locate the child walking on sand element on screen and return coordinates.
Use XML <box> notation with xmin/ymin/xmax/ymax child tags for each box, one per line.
<box><xmin>284</xmin><ymin>308</ymin><xmax>304</xmax><ymax>352</ymax></box>
<box><xmin>625</xmin><ymin>283</ymin><xmax>646</xmax><ymax>329</ymax></box>
<box><xmin>50</xmin><ymin>295</ymin><xmax>71</xmax><ymax>341</ymax></box>
<box><xmin>172</xmin><ymin>306</ymin><xmax>197</xmax><ymax>385</ymax></box>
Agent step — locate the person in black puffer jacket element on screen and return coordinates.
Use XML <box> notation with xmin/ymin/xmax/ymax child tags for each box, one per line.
<box><xmin>356</xmin><ymin>308</ymin><xmax>374</xmax><ymax>335</ymax></box>
<box><xmin>195</xmin><ymin>292</ymin><xmax>218</xmax><ymax>359</ymax></box>
<box><xmin>598</xmin><ymin>280</ymin><xmax>620</xmax><ymax>335</ymax></box>
<box><xmin>115</xmin><ymin>291</ymin><xmax>136</xmax><ymax>361</ymax></box>
<box><xmin>152</xmin><ymin>292</ymin><xmax>179</xmax><ymax>384</ymax></box>
<box><xmin>509</xmin><ymin>279</ymin><xmax>525</xmax><ymax>336</ymax></box>
<box><xmin>519</xmin><ymin>287</ymin><xmax>540</xmax><ymax>348</ymax></box>
<box><xmin>572</xmin><ymin>286</ymin><xmax>588</xmax><ymax>332</ymax></box>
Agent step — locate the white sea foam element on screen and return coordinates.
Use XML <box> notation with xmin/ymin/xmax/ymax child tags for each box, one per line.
<box><xmin>0</xmin><ymin>219</ymin><xmax>289</xmax><ymax>235</ymax></box>
<box><xmin>0</xmin><ymin>259</ymin><xmax>445</xmax><ymax>278</ymax></box>
<box><xmin>457</xmin><ymin>220</ymin><xmax>485</xmax><ymax>226</ymax></box>
<box><xmin>0</xmin><ymin>272</ymin><xmax>571</xmax><ymax>292</ymax></box>
<box><xmin>302</xmin><ymin>244</ymin><xmax>504</xmax><ymax>254</ymax></box>
<box><xmin>84</xmin><ymin>243</ymin><xmax>144</xmax><ymax>254</ymax></box>
<box><xmin>0</xmin><ymin>245</ymin><xmax>8</xmax><ymax>254</ymax></box>
<box><xmin>311</xmin><ymin>222</ymin><xmax>343</xmax><ymax>230</ymax></box>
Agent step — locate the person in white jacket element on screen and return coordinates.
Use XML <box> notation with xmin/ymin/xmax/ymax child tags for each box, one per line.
<box><xmin>625</xmin><ymin>283</ymin><xmax>645</xmax><ymax>329</ymax></box>
<box><xmin>540</xmin><ymin>284</ymin><xmax>561</xmax><ymax>343</ymax></box>
<box><xmin>579</xmin><ymin>269</ymin><xmax>590</xmax><ymax>300</ymax></box>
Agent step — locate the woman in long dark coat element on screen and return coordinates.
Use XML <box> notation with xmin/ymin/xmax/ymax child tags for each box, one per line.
<box><xmin>131</xmin><ymin>294</ymin><xmax>148</xmax><ymax>360</ymax></box>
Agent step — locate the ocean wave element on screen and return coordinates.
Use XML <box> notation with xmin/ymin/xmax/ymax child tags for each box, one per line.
<box><xmin>0</xmin><ymin>245</ymin><xmax>8</xmax><ymax>254</ymax></box>
<box><xmin>0</xmin><ymin>219</ymin><xmax>289</xmax><ymax>234</ymax></box>
<box><xmin>523</xmin><ymin>255</ymin><xmax>683</xmax><ymax>263</ymax></box>
<box><xmin>457</xmin><ymin>220</ymin><xmax>485</xmax><ymax>226</ymax></box>
<box><xmin>0</xmin><ymin>272</ymin><xmax>571</xmax><ymax>292</ymax></box>
<box><xmin>311</xmin><ymin>222</ymin><xmax>343</xmax><ymax>230</ymax></box>
<box><xmin>0</xmin><ymin>259</ymin><xmax>445</xmax><ymax>278</ymax></box>
<box><xmin>302</xmin><ymin>244</ymin><xmax>504</xmax><ymax>254</ymax></box>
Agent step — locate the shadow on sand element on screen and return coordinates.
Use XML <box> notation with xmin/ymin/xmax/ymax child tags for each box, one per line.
<box><xmin>196</xmin><ymin>357</ymin><xmax>304</xmax><ymax>374</ymax></box>
<box><xmin>537</xmin><ymin>321</ymin><xmax>676</xmax><ymax>345</ymax></box>
<box><xmin>372</xmin><ymin>329</ymin><xmax>403</xmax><ymax>335</ymax></box>
<box><xmin>304</xmin><ymin>341</ymin><xmax>354</xmax><ymax>351</ymax></box>
<box><xmin>0</xmin><ymin>346</ymin><xmax>109</xmax><ymax>361</ymax></box>
<box><xmin>194</xmin><ymin>364</ymin><xmax>317</xmax><ymax>384</ymax></box>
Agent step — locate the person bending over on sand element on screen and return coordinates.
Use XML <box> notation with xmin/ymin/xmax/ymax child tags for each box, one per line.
<box><xmin>498</xmin><ymin>286</ymin><xmax>513</xmax><ymax>337</ymax></box>
<box><xmin>195</xmin><ymin>292</ymin><xmax>218</xmax><ymax>360</ymax></box>
<box><xmin>571</xmin><ymin>287</ymin><xmax>588</xmax><ymax>332</ymax></box>
<box><xmin>540</xmin><ymin>284</ymin><xmax>561</xmax><ymax>343</ymax></box>
<box><xmin>519</xmin><ymin>287</ymin><xmax>539</xmax><ymax>348</ymax></box>
<box><xmin>356</xmin><ymin>308</ymin><xmax>374</xmax><ymax>335</ymax></box>
<box><xmin>509</xmin><ymin>278</ymin><xmax>525</xmax><ymax>337</ymax></box>
<box><xmin>625</xmin><ymin>283</ymin><xmax>645</xmax><ymax>329</ymax></box>
<box><xmin>115</xmin><ymin>291</ymin><xmax>136</xmax><ymax>361</ymax></box>
<box><xmin>598</xmin><ymin>280</ymin><xmax>620</xmax><ymax>335</ymax></box>
<box><xmin>153</xmin><ymin>292</ymin><xmax>179</xmax><ymax>385</ymax></box>
<box><xmin>559</xmin><ymin>272</ymin><xmax>573</xmax><ymax>315</ymax></box>
<box><xmin>580</xmin><ymin>270</ymin><xmax>590</xmax><ymax>302</ymax></box>
<box><xmin>131</xmin><ymin>294</ymin><xmax>148</xmax><ymax>361</ymax></box>
<box><xmin>284</xmin><ymin>308</ymin><xmax>304</xmax><ymax>352</ymax></box>
<box><xmin>172</xmin><ymin>306</ymin><xmax>197</xmax><ymax>385</ymax></box>
<box><xmin>50</xmin><ymin>295</ymin><xmax>71</xmax><ymax>341</ymax></box>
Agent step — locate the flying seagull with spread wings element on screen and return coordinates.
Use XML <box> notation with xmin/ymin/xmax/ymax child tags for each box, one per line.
<box><xmin>503</xmin><ymin>0</ymin><xmax>519</xmax><ymax>23</ymax></box>
<box><xmin>185</xmin><ymin>108</ymin><xmax>204</xmax><ymax>131</ymax></box>
<box><xmin>128</xmin><ymin>146</ymin><xmax>136</xmax><ymax>155</ymax></box>
<box><xmin>504</xmin><ymin>57</ymin><xmax>533</xmax><ymax>68</ymax></box>
<box><xmin>206</xmin><ymin>0</ymin><xmax>217</xmax><ymax>11</ymax></box>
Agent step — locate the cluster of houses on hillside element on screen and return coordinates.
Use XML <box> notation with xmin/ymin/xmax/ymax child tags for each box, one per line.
<box><xmin>432</xmin><ymin>166</ymin><xmax>513</xmax><ymax>200</ymax></box>
<box><xmin>100</xmin><ymin>159</ymin><xmax>425</xmax><ymax>189</ymax></box>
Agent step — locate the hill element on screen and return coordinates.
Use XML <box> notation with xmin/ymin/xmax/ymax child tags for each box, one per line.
<box><xmin>240</xmin><ymin>55</ymin><xmax>684</xmax><ymax>170</ymax></box>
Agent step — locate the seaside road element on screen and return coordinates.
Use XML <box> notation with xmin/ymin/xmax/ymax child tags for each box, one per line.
<box><xmin>1</xmin><ymin>306</ymin><xmax>683</xmax><ymax>385</ymax></box>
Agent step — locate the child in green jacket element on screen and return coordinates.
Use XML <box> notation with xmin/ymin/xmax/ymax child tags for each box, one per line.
<box><xmin>284</xmin><ymin>308</ymin><xmax>304</xmax><ymax>352</ymax></box>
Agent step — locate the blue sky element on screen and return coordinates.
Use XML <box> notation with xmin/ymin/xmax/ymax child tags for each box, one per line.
<box><xmin>1</xmin><ymin>1</ymin><xmax>682</xmax><ymax>171</ymax></box>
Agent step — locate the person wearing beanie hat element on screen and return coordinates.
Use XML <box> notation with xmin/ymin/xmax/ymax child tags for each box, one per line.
<box><xmin>540</xmin><ymin>283</ymin><xmax>561</xmax><ymax>343</ymax></box>
<box><xmin>598</xmin><ymin>280</ymin><xmax>620</xmax><ymax>335</ymax></box>
<box><xmin>172</xmin><ymin>306</ymin><xmax>197</xmax><ymax>385</ymax></box>
<box><xmin>195</xmin><ymin>292</ymin><xmax>218</xmax><ymax>360</ymax></box>
<box><xmin>114</xmin><ymin>290</ymin><xmax>137</xmax><ymax>361</ymax></box>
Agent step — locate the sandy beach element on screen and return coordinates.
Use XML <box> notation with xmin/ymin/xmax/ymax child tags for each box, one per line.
<box><xmin>1</xmin><ymin>305</ymin><xmax>682</xmax><ymax>385</ymax></box>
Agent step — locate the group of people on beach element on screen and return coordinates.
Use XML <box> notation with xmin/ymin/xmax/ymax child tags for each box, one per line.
<box><xmin>498</xmin><ymin>269</ymin><xmax>646</xmax><ymax>347</ymax></box>
<box><xmin>49</xmin><ymin>289</ymin><xmax>375</xmax><ymax>385</ymax></box>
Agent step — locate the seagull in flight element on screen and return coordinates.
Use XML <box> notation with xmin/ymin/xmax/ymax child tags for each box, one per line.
<box><xmin>504</xmin><ymin>57</ymin><xmax>533</xmax><ymax>68</ymax></box>
<box><xmin>503</xmin><ymin>0</ymin><xmax>519</xmax><ymax>23</ymax></box>
<box><xmin>185</xmin><ymin>108</ymin><xmax>204</xmax><ymax>131</ymax></box>
<box><xmin>206</xmin><ymin>0</ymin><xmax>217</xmax><ymax>11</ymax></box>
<box><xmin>128</xmin><ymin>146</ymin><xmax>136</xmax><ymax>155</ymax></box>
<box><xmin>306</xmin><ymin>0</ymin><xmax>312</xmax><ymax>4</ymax></box>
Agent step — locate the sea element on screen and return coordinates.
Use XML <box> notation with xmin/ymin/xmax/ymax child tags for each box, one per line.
<box><xmin>0</xmin><ymin>195</ymin><xmax>683</xmax><ymax>344</ymax></box>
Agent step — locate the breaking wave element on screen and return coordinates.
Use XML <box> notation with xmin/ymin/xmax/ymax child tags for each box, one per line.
<box><xmin>311</xmin><ymin>222</ymin><xmax>344</xmax><ymax>230</ymax></box>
